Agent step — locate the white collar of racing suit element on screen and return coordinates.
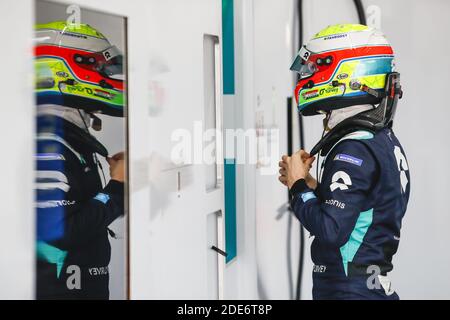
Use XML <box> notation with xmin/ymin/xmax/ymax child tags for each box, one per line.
<box><xmin>37</xmin><ymin>104</ymin><xmax>91</xmax><ymax>132</ymax></box>
<box><xmin>326</xmin><ymin>104</ymin><xmax>374</xmax><ymax>130</ymax></box>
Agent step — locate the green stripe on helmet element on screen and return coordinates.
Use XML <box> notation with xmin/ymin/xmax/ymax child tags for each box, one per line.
<box><xmin>313</xmin><ymin>24</ymin><xmax>369</xmax><ymax>39</ymax></box>
<box><xmin>35</xmin><ymin>21</ymin><xmax>107</xmax><ymax>40</ymax></box>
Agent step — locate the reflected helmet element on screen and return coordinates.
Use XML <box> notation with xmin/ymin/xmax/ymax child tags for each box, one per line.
<box><xmin>291</xmin><ymin>24</ymin><xmax>395</xmax><ymax>116</ymax></box>
<box><xmin>35</xmin><ymin>21</ymin><xmax>124</xmax><ymax>117</ymax></box>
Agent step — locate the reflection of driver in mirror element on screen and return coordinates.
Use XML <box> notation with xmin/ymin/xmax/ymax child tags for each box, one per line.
<box><xmin>34</xmin><ymin>22</ymin><xmax>125</xmax><ymax>299</ymax></box>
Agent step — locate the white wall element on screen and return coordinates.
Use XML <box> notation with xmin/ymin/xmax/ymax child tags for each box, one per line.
<box><xmin>0</xmin><ymin>0</ymin><xmax>35</xmax><ymax>300</ymax></box>
<box><xmin>251</xmin><ymin>0</ymin><xmax>301</xmax><ymax>299</ymax></box>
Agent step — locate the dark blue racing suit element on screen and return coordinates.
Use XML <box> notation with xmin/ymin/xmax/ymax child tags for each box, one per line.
<box><xmin>290</xmin><ymin>128</ymin><xmax>410</xmax><ymax>300</ymax></box>
<box><xmin>36</xmin><ymin>114</ymin><xmax>124</xmax><ymax>299</ymax></box>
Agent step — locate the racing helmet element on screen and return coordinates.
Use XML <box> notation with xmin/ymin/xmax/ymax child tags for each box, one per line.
<box><xmin>291</xmin><ymin>24</ymin><xmax>395</xmax><ymax>116</ymax></box>
<box><xmin>35</xmin><ymin>21</ymin><xmax>124</xmax><ymax>117</ymax></box>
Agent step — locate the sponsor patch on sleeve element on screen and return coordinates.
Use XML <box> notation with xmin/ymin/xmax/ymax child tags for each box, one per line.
<box><xmin>94</xmin><ymin>193</ymin><xmax>110</xmax><ymax>204</ymax></box>
<box><xmin>301</xmin><ymin>191</ymin><xmax>317</xmax><ymax>203</ymax></box>
<box><xmin>334</xmin><ymin>153</ymin><xmax>363</xmax><ymax>166</ymax></box>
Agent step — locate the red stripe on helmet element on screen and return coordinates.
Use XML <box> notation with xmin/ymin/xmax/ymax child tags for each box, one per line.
<box><xmin>35</xmin><ymin>45</ymin><xmax>124</xmax><ymax>91</ymax></box>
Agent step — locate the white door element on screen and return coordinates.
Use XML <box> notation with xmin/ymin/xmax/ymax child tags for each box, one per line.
<box><xmin>128</xmin><ymin>0</ymin><xmax>226</xmax><ymax>299</ymax></box>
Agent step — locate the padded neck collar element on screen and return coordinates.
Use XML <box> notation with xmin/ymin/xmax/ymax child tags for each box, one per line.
<box><xmin>37</xmin><ymin>114</ymin><xmax>108</xmax><ymax>158</ymax></box>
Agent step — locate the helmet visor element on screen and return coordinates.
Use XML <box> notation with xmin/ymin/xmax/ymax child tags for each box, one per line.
<box><xmin>98</xmin><ymin>46</ymin><xmax>124</xmax><ymax>81</ymax></box>
<box><xmin>290</xmin><ymin>46</ymin><xmax>317</xmax><ymax>79</ymax></box>
<box><xmin>98</xmin><ymin>55</ymin><xmax>124</xmax><ymax>80</ymax></box>
<box><xmin>73</xmin><ymin>45</ymin><xmax>124</xmax><ymax>81</ymax></box>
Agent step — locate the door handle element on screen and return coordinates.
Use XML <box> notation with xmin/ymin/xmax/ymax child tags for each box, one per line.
<box><xmin>211</xmin><ymin>245</ymin><xmax>228</xmax><ymax>257</ymax></box>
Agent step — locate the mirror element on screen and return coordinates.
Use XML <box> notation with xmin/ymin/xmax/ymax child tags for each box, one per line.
<box><xmin>35</xmin><ymin>0</ymin><xmax>128</xmax><ymax>300</ymax></box>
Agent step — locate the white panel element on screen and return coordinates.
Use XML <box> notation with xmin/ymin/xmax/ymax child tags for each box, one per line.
<box><xmin>0</xmin><ymin>0</ymin><xmax>35</xmax><ymax>300</ymax></box>
<box><xmin>128</xmin><ymin>0</ymin><xmax>224</xmax><ymax>299</ymax></box>
<box><xmin>229</xmin><ymin>0</ymin><xmax>259</xmax><ymax>299</ymax></box>
<box><xmin>251</xmin><ymin>0</ymin><xmax>300</xmax><ymax>300</ymax></box>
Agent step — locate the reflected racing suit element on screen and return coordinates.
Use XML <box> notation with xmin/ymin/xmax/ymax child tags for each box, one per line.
<box><xmin>36</xmin><ymin>114</ymin><xmax>124</xmax><ymax>299</ymax></box>
<box><xmin>290</xmin><ymin>128</ymin><xmax>410</xmax><ymax>300</ymax></box>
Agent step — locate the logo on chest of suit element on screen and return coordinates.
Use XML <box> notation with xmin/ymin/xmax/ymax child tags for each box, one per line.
<box><xmin>330</xmin><ymin>171</ymin><xmax>352</xmax><ymax>192</ymax></box>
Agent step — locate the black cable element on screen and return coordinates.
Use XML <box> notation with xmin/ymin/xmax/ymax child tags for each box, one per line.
<box><xmin>287</xmin><ymin>98</ymin><xmax>294</xmax><ymax>157</ymax></box>
<box><xmin>353</xmin><ymin>0</ymin><xmax>367</xmax><ymax>25</ymax></box>
<box><xmin>316</xmin><ymin>124</ymin><xmax>327</xmax><ymax>182</ymax></box>
<box><xmin>286</xmin><ymin>97</ymin><xmax>294</xmax><ymax>300</ymax></box>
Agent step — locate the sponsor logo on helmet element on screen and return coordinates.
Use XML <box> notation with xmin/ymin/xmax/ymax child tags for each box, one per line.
<box><xmin>60</xmin><ymin>31</ymin><xmax>88</xmax><ymax>40</ymax></box>
<box><xmin>319</xmin><ymin>87</ymin><xmax>340</xmax><ymax>95</ymax></box>
<box><xmin>94</xmin><ymin>89</ymin><xmax>115</xmax><ymax>100</ymax></box>
<box><xmin>337</xmin><ymin>73</ymin><xmax>348</xmax><ymax>80</ymax></box>
<box><xmin>56</xmin><ymin>71</ymin><xmax>69</xmax><ymax>78</ymax></box>
<box><xmin>67</xmin><ymin>85</ymin><xmax>94</xmax><ymax>95</ymax></box>
<box><xmin>103</xmin><ymin>50</ymin><xmax>113</xmax><ymax>61</ymax></box>
<box><xmin>66</xmin><ymin>85</ymin><xmax>116</xmax><ymax>101</ymax></box>
<box><xmin>323</xmin><ymin>34</ymin><xmax>348</xmax><ymax>41</ymax></box>
<box><xmin>302</xmin><ymin>89</ymin><xmax>319</xmax><ymax>100</ymax></box>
